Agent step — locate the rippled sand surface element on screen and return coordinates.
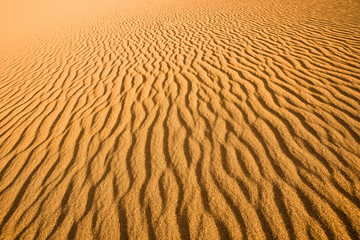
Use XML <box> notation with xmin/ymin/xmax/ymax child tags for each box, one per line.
<box><xmin>1</xmin><ymin>0</ymin><xmax>360</xmax><ymax>239</ymax></box>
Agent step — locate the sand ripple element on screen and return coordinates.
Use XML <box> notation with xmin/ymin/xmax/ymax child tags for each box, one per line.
<box><xmin>1</xmin><ymin>0</ymin><xmax>360</xmax><ymax>239</ymax></box>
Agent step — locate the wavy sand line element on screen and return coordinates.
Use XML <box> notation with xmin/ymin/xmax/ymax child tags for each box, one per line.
<box><xmin>1</xmin><ymin>0</ymin><xmax>360</xmax><ymax>239</ymax></box>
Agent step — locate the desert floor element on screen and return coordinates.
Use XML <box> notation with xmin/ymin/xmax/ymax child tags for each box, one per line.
<box><xmin>1</xmin><ymin>0</ymin><xmax>360</xmax><ymax>239</ymax></box>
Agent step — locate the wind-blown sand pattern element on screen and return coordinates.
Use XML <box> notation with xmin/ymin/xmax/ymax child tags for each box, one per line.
<box><xmin>1</xmin><ymin>0</ymin><xmax>360</xmax><ymax>239</ymax></box>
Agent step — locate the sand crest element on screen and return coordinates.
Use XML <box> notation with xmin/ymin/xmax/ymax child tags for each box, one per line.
<box><xmin>1</xmin><ymin>0</ymin><xmax>360</xmax><ymax>239</ymax></box>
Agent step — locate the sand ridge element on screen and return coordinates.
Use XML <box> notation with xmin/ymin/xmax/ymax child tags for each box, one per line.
<box><xmin>1</xmin><ymin>0</ymin><xmax>360</xmax><ymax>239</ymax></box>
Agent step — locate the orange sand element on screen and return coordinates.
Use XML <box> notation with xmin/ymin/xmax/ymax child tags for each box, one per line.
<box><xmin>1</xmin><ymin>0</ymin><xmax>360</xmax><ymax>239</ymax></box>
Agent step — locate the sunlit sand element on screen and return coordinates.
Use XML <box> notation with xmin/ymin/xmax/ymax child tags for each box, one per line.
<box><xmin>1</xmin><ymin>0</ymin><xmax>360</xmax><ymax>239</ymax></box>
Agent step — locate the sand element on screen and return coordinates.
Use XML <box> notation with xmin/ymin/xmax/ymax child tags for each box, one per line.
<box><xmin>1</xmin><ymin>0</ymin><xmax>360</xmax><ymax>239</ymax></box>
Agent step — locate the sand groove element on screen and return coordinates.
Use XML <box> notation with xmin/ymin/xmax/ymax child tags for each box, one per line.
<box><xmin>1</xmin><ymin>0</ymin><xmax>360</xmax><ymax>239</ymax></box>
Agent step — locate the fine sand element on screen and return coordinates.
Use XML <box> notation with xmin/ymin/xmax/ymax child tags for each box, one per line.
<box><xmin>1</xmin><ymin>0</ymin><xmax>360</xmax><ymax>239</ymax></box>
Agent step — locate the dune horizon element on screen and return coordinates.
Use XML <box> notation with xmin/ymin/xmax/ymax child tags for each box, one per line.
<box><xmin>1</xmin><ymin>0</ymin><xmax>360</xmax><ymax>239</ymax></box>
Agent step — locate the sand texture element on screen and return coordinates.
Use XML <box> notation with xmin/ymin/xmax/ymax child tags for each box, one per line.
<box><xmin>1</xmin><ymin>0</ymin><xmax>360</xmax><ymax>239</ymax></box>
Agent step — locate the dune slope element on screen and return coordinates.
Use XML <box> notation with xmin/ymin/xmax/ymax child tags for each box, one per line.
<box><xmin>1</xmin><ymin>0</ymin><xmax>360</xmax><ymax>239</ymax></box>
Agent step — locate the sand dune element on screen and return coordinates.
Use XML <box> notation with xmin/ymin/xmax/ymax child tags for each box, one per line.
<box><xmin>1</xmin><ymin>0</ymin><xmax>360</xmax><ymax>239</ymax></box>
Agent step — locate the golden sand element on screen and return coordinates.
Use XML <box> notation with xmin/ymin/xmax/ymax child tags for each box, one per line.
<box><xmin>1</xmin><ymin>0</ymin><xmax>360</xmax><ymax>239</ymax></box>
